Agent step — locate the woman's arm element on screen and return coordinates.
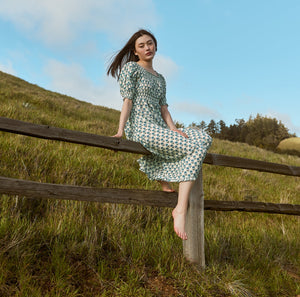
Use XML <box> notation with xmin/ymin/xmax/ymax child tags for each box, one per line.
<box><xmin>113</xmin><ymin>98</ymin><xmax>133</xmax><ymax>137</ymax></box>
<box><xmin>161</xmin><ymin>105</ymin><xmax>188</xmax><ymax>138</ymax></box>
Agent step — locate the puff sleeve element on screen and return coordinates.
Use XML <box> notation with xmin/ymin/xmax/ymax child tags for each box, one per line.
<box><xmin>119</xmin><ymin>62</ymin><xmax>137</xmax><ymax>101</ymax></box>
<box><xmin>159</xmin><ymin>75</ymin><xmax>168</xmax><ymax>106</ymax></box>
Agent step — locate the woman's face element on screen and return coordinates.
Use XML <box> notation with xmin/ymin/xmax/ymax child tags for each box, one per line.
<box><xmin>134</xmin><ymin>35</ymin><xmax>156</xmax><ymax>62</ymax></box>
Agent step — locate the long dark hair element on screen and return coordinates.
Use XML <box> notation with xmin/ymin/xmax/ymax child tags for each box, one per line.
<box><xmin>107</xmin><ymin>29</ymin><xmax>157</xmax><ymax>79</ymax></box>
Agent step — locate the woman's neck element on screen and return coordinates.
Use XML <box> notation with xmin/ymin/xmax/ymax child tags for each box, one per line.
<box><xmin>137</xmin><ymin>60</ymin><xmax>153</xmax><ymax>70</ymax></box>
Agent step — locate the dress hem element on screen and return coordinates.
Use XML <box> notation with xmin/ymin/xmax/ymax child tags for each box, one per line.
<box><xmin>138</xmin><ymin>168</ymin><xmax>200</xmax><ymax>183</ymax></box>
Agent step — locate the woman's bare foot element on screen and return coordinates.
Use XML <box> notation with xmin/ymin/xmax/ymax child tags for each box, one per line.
<box><xmin>172</xmin><ymin>208</ymin><xmax>187</xmax><ymax>240</ymax></box>
<box><xmin>160</xmin><ymin>181</ymin><xmax>176</xmax><ymax>193</ymax></box>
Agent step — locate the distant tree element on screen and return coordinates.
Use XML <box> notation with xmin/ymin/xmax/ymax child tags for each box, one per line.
<box><xmin>206</xmin><ymin>119</ymin><xmax>217</xmax><ymax>136</ymax></box>
<box><xmin>222</xmin><ymin>118</ymin><xmax>247</xmax><ymax>142</ymax></box>
<box><xmin>175</xmin><ymin>121</ymin><xmax>185</xmax><ymax>129</ymax></box>
<box><xmin>198</xmin><ymin>120</ymin><xmax>207</xmax><ymax>130</ymax></box>
<box><xmin>245</xmin><ymin>114</ymin><xmax>290</xmax><ymax>150</ymax></box>
<box><xmin>187</xmin><ymin>114</ymin><xmax>292</xmax><ymax>152</ymax></box>
<box><xmin>214</xmin><ymin>121</ymin><xmax>220</xmax><ymax>135</ymax></box>
<box><xmin>218</xmin><ymin>120</ymin><xmax>226</xmax><ymax>131</ymax></box>
<box><xmin>235</xmin><ymin>118</ymin><xmax>247</xmax><ymax>142</ymax></box>
<box><xmin>188</xmin><ymin>122</ymin><xmax>198</xmax><ymax>128</ymax></box>
<box><xmin>226</xmin><ymin>123</ymin><xmax>239</xmax><ymax>141</ymax></box>
<box><xmin>216</xmin><ymin>120</ymin><xmax>227</xmax><ymax>139</ymax></box>
<box><xmin>188</xmin><ymin>121</ymin><xmax>207</xmax><ymax>131</ymax></box>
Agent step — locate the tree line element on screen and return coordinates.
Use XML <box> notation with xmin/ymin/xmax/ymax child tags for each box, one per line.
<box><xmin>184</xmin><ymin>114</ymin><xmax>296</xmax><ymax>151</ymax></box>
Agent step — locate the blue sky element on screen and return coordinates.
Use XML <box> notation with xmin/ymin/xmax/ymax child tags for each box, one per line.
<box><xmin>0</xmin><ymin>0</ymin><xmax>299</xmax><ymax>135</ymax></box>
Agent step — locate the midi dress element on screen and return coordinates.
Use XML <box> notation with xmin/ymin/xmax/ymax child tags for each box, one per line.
<box><xmin>119</xmin><ymin>61</ymin><xmax>212</xmax><ymax>182</ymax></box>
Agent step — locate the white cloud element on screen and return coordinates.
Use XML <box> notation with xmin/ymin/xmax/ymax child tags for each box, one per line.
<box><xmin>44</xmin><ymin>59</ymin><xmax>121</xmax><ymax>110</ymax></box>
<box><xmin>0</xmin><ymin>60</ymin><xmax>16</xmax><ymax>75</ymax></box>
<box><xmin>266</xmin><ymin>110</ymin><xmax>300</xmax><ymax>136</ymax></box>
<box><xmin>173</xmin><ymin>101</ymin><xmax>220</xmax><ymax>118</ymax></box>
<box><xmin>153</xmin><ymin>54</ymin><xmax>179</xmax><ymax>81</ymax></box>
<box><xmin>0</xmin><ymin>0</ymin><xmax>158</xmax><ymax>46</ymax></box>
<box><xmin>44</xmin><ymin>54</ymin><xmax>180</xmax><ymax>111</ymax></box>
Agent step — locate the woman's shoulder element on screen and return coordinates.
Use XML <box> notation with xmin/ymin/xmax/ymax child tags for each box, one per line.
<box><xmin>122</xmin><ymin>61</ymin><xmax>138</xmax><ymax>71</ymax></box>
<box><xmin>120</xmin><ymin>61</ymin><xmax>139</xmax><ymax>76</ymax></box>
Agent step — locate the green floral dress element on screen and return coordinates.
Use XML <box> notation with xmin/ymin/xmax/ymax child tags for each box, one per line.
<box><xmin>119</xmin><ymin>61</ymin><xmax>212</xmax><ymax>182</ymax></box>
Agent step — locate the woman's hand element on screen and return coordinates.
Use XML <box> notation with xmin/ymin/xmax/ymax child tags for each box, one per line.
<box><xmin>112</xmin><ymin>131</ymin><xmax>123</xmax><ymax>138</ymax></box>
<box><xmin>161</xmin><ymin>106</ymin><xmax>188</xmax><ymax>138</ymax></box>
<box><xmin>172</xmin><ymin>128</ymin><xmax>188</xmax><ymax>138</ymax></box>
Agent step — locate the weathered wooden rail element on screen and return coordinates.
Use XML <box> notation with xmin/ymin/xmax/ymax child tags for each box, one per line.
<box><xmin>1</xmin><ymin>117</ymin><xmax>299</xmax><ymax>176</ymax></box>
<box><xmin>0</xmin><ymin>116</ymin><xmax>300</xmax><ymax>268</ymax></box>
<box><xmin>1</xmin><ymin>176</ymin><xmax>299</xmax><ymax>215</ymax></box>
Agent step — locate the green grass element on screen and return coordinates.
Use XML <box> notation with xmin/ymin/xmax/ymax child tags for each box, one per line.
<box><xmin>277</xmin><ymin>137</ymin><xmax>300</xmax><ymax>155</ymax></box>
<box><xmin>0</xmin><ymin>70</ymin><xmax>300</xmax><ymax>296</ymax></box>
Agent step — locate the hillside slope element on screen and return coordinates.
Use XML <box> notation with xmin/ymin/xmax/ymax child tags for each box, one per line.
<box><xmin>277</xmin><ymin>137</ymin><xmax>300</xmax><ymax>155</ymax></box>
<box><xmin>0</xmin><ymin>71</ymin><xmax>299</xmax><ymax>296</ymax></box>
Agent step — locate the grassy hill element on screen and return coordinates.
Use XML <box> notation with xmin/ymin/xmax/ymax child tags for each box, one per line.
<box><xmin>0</xmin><ymin>70</ymin><xmax>299</xmax><ymax>296</ymax></box>
<box><xmin>277</xmin><ymin>137</ymin><xmax>300</xmax><ymax>156</ymax></box>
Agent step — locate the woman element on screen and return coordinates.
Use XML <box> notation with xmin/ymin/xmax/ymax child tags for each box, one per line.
<box><xmin>107</xmin><ymin>29</ymin><xmax>212</xmax><ymax>240</ymax></box>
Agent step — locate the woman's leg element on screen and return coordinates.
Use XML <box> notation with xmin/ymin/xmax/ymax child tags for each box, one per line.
<box><xmin>172</xmin><ymin>180</ymin><xmax>195</xmax><ymax>240</ymax></box>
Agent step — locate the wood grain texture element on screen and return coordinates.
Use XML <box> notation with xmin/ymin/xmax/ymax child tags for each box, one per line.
<box><xmin>183</xmin><ymin>170</ymin><xmax>205</xmax><ymax>267</ymax></box>
<box><xmin>1</xmin><ymin>117</ymin><xmax>299</xmax><ymax>176</ymax></box>
<box><xmin>204</xmin><ymin>153</ymin><xmax>300</xmax><ymax>176</ymax></box>
<box><xmin>1</xmin><ymin>176</ymin><xmax>299</xmax><ymax>215</ymax></box>
<box><xmin>0</xmin><ymin>116</ymin><xmax>150</xmax><ymax>155</ymax></box>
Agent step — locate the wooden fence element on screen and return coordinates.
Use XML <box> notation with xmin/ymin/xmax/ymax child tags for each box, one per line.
<box><xmin>0</xmin><ymin>116</ymin><xmax>300</xmax><ymax>268</ymax></box>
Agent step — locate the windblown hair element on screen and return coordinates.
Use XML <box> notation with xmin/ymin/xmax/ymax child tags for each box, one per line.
<box><xmin>107</xmin><ymin>29</ymin><xmax>157</xmax><ymax>79</ymax></box>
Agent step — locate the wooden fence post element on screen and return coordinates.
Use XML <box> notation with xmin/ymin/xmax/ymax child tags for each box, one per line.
<box><xmin>183</xmin><ymin>169</ymin><xmax>205</xmax><ymax>269</ymax></box>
